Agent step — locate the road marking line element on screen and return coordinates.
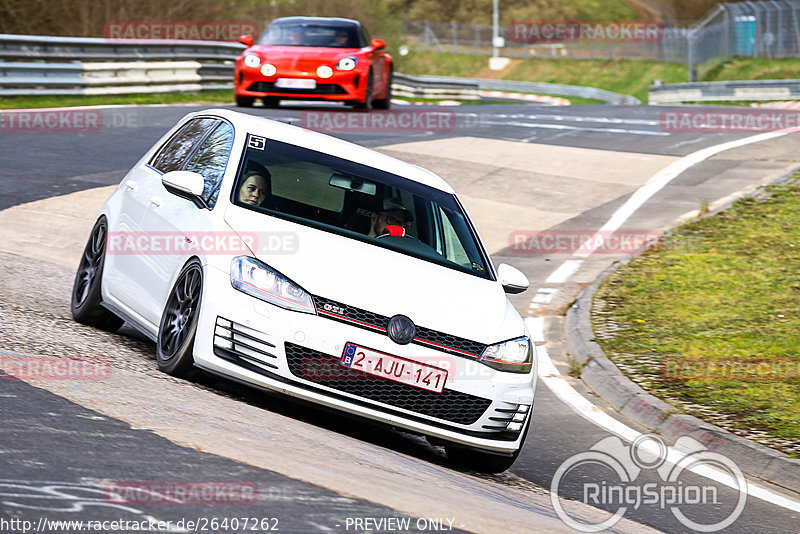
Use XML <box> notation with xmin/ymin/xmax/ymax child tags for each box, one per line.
<box><xmin>545</xmin><ymin>260</ymin><xmax>582</xmax><ymax>284</ymax></box>
<box><xmin>575</xmin><ymin>129</ymin><xmax>792</xmax><ymax>258</ymax></box>
<box><xmin>528</xmin><ymin>317</ymin><xmax>800</xmax><ymax>512</ymax></box>
<box><xmin>534</xmin><ymin>130</ymin><xmax>800</xmax><ymax>511</ymax></box>
<box><xmin>482</xmin><ymin>120</ymin><xmax>669</xmax><ymax>136</ymax></box>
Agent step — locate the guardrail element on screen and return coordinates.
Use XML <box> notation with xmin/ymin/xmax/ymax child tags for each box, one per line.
<box><xmin>0</xmin><ymin>33</ymin><xmax>638</xmax><ymax>104</ymax></box>
<box><xmin>649</xmin><ymin>79</ymin><xmax>800</xmax><ymax>104</ymax></box>
<box><xmin>392</xmin><ymin>73</ymin><xmax>640</xmax><ymax>105</ymax></box>
<box><xmin>0</xmin><ymin>33</ymin><xmax>242</xmax><ymax>96</ymax></box>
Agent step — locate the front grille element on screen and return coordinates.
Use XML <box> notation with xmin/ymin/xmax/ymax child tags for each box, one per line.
<box><xmin>312</xmin><ymin>295</ymin><xmax>488</xmax><ymax>359</ymax></box>
<box><xmin>247</xmin><ymin>82</ymin><xmax>347</xmax><ymax>95</ymax></box>
<box><xmin>284</xmin><ymin>342</ymin><xmax>491</xmax><ymax>426</ymax></box>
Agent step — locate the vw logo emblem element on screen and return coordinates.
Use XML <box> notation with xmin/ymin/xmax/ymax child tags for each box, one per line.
<box><xmin>387</xmin><ymin>315</ymin><xmax>416</xmax><ymax>345</ymax></box>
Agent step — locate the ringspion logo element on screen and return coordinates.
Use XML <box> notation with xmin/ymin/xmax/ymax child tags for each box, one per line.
<box><xmin>551</xmin><ymin>434</ymin><xmax>747</xmax><ymax>532</ymax></box>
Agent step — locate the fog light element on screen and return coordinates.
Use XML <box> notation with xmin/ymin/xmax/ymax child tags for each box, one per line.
<box><xmin>507</xmin><ymin>422</ymin><xmax>523</xmax><ymax>432</ymax></box>
<box><xmin>512</xmin><ymin>413</ymin><xmax>526</xmax><ymax>423</ymax></box>
<box><xmin>317</xmin><ymin>65</ymin><xmax>333</xmax><ymax>78</ymax></box>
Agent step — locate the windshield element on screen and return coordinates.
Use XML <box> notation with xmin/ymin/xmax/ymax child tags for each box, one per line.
<box><xmin>258</xmin><ymin>22</ymin><xmax>361</xmax><ymax>48</ymax></box>
<box><xmin>232</xmin><ymin>135</ymin><xmax>492</xmax><ymax>280</ymax></box>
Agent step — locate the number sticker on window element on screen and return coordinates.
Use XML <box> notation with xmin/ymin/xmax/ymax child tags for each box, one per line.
<box><xmin>248</xmin><ymin>135</ymin><xmax>267</xmax><ymax>150</ymax></box>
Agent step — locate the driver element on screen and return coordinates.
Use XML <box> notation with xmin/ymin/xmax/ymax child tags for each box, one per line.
<box><xmin>368</xmin><ymin>198</ymin><xmax>413</xmax><ymax>237</ymax></box>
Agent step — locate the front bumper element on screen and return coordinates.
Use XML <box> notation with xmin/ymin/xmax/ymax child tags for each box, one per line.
<box><xmin>193</xmin><ymin>265</ymin><xmax>537</xmax><ymax>454</ymax></box>
<box><xmin>234</xmin><ymin>66</ymin><xmax>365</xmax><ymax>102</ymax></box>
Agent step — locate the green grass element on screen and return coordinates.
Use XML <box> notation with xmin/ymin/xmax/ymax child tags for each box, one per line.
<box><xmin>398</xmin><ymin>52</ymin><xmax>687</xmax><ymax>102</ymax></box>
<box><xmin>593</xmin><ymin>176</ymin><xmax>800</xmax><ymax>450</ymax></box>
<box><xmin>0</xmin><ymin>90</ymin><xmax>235</xmax><ymax>110</ymax></box>
<box><xmin>398</xmin><ymin>52</ymin><xmax>800</xmax><ymax>103</ymax></box>
<box><xmin>703</xmin><ymin>57</ymin><xmax>800</xmax><ymax>81</ymax></box>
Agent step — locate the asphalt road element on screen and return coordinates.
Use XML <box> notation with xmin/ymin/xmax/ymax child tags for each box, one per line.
<box><xmin>2</xmin><ymin>101</ymin><xmax>799</xmax><ymax>533</ymax></box>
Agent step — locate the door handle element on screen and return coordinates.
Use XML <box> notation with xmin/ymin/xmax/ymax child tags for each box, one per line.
<box><xmin>124</xmin><ymin>180</ymin><xmax>137</xmax><ymax>191</ymax></box>
<box><xmin>149</xmin><ymin>196</ymin><xmax>162</xmax><ymax>207</ymax></box>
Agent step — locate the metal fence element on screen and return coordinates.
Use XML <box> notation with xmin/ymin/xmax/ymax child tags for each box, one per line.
<box><xmin>404</xmin><ymin>20</ymin><xmax>689</xmax><ymax>62</ymax></box>
<box><xmin>689</xmin><ymin>1</ymin><xmax>800</xmax><ymax>79</ymax></box>
<box><xmin>406</xmin><ymin>0</ymin><xmax>800</xmax><ymax>76</ymax></box>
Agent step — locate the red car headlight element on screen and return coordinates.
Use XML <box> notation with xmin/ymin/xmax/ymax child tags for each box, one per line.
<box><xmin>243</xmin><ymin>54</ymin><xmax>261</xmax><ymax>68</ymax></box>
<box><xmin>336</xmin><ymin>57</ymin><xmax>357</xmax><ymax>71</ymax></box>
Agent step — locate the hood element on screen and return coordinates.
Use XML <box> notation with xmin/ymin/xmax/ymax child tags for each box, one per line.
<box><xmin>250</xmin><ymin>45</ymin><xmax>360</xmax><ymax>71</ymax></box>
<box><xmin>224</xmin><ymin>206</ymin><xmax>522</xmax><ymax>345</ymax></box>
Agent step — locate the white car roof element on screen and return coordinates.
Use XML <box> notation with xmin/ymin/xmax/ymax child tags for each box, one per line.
<box><xmin>194</xmin><ymin>108</ymin><xmax>456</xmax><ymax>194</ymax></box>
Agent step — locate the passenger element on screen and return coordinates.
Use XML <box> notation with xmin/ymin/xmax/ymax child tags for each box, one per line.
<box><xmin>368</xmin><ymin>198</ymin><xmax>413</xmax><ymax>237</ymax></box>
<box><xmin>237</xmin><ymin>164</ymin><xmax>271</xmax><ymax>207</ymax></box>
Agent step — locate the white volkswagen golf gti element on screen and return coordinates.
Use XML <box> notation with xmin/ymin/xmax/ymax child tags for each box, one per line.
<box><xmin>71</xmin><ymin>109</ymin><xmax>536</xmax><ymax>472</ymax></box>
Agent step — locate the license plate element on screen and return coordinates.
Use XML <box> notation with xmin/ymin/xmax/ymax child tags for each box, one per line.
<box><xmin>341</xmin><ymin>343</ymin><xmax>447</xmax><ymax>393</ymax></box>
<box><xmin>275</xmin><ymin>78</ymin><xmax>317</xmax><ymax>89</ymax></box>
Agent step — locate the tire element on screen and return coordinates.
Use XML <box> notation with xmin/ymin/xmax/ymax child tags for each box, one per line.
<box><xmin>71</xmin><ymin>216</ymin><xmax>124</xmax><ymax>331</ymax></box>
<box><xmin>156</xmin><ymin>259</ymin><xmax>203</xmax><ymax>377</ymax></box>
<box><xmin>236</xmin><ymin>96</ymin><xmax>254</xmax><ymax>107</ymax></box>
<box><xmin>373</xmin><ymin>68</ymin><xmax>392</xmax><ymax>110</ymax></box>
<box><xmin>445</xmin><ymin>444</ymin><xmax>521</xmax><ymax>474</ymax></box>
<box><xmin>262</xmin><ymin>97</ymin><xmax>280</xmax><ymax>107</ymax></box>
<box><xmin>352</xmin><ymin>70</ymin><xmax>374</xmax><ymax>110</ymax></box>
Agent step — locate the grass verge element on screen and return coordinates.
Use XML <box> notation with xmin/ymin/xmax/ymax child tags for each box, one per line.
<box><xmin>593</xmin><ymin>175</ymin><xmax>800</xmax><ymax>454</ymax></box>
<box><xmin>398</xmin><ymin>52</ymin><xmax>800</xmax><ymax>103</ymax></box>
<box><xmin>0</xmin><ymin>90</ymin><xmax>235</xmax><ymax>110</ymax></box>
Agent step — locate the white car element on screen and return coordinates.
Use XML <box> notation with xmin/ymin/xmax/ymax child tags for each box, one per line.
<box><xmin>71</xmin><ymin>109</ymin><xmax>536</xmax><ymax>472</ymax></box>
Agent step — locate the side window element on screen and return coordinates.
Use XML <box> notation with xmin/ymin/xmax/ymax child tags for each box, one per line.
<box><xmin>359</xmin><ymin>26</ymin><xmax>370</xmax><ymax>47</ymax></box>
<box><xmin>185</xmin><ymin>122</ymin><xmax>234</xmax><ymax>208</ymax></box>
<box><xmin>150</xmin><ymin>118</ymin><xmax>219</xmax><ymax>174</ymax></box>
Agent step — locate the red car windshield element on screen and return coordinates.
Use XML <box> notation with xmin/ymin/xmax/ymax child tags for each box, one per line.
<box><xmin>259</xmin><ymin>23</ymin><xmax>361</xmax><ymax>48</ymax></box>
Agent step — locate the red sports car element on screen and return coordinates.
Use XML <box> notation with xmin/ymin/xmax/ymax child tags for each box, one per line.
<box><xmin>234</xmin><ymin>17</ymin><xmax>393</xmax><ymax>109</ymax></box>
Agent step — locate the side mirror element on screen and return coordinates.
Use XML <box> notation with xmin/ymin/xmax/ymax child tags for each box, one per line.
<box><xmin>240</xmin><ymin>35</ymin><xmax>253</xmax><ymax>47</ymax></box>
<box><xmin>497</xmin><ymin>263</ymin><xmax>529</xmax><ymax>294</ymax></box>
<box><xmin>162</xmin><ymin>171</ymin><xmax>205</xmax><ymax>197</ymax></box>
<box><xmin>371</xmin><ymin>38</ymin><xmax>386</xmax><ymax>50</ymax></box>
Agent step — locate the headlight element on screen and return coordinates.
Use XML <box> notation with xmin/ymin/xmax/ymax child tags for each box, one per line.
<box><xmin>260</xmin><ymin>63</ymin><xmax>277</xmax><ymax>76</ymax></box>
<box><xmin>230</xmin><ymin>256</ymin><xmax>315</xmax><ymax>314</ymax></box>
<box><xmin>317</xmin><ymin>65</ymin><xmax>333</xmax><ymax>78</ymax></box>
<box><xmin>243</xmin><ymin>54</ymin><xmax>261</xmax><ymax>68</ymax></box>
<box><xmin>336</xmin><ymin>57</ymin><xmax>357</xmax><ymax>70</ymax></box>
<box><xmin>480</xmin><ymin>336</ymin><xmax>533</xmax><ymax>373</ymax></box>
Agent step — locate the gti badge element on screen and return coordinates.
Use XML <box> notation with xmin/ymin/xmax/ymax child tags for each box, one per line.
<box><xmin>387</xmin><ymin>315</ymin><xmax>416</xmax><ymax>345</ymax></box>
